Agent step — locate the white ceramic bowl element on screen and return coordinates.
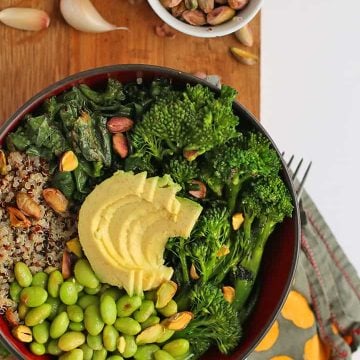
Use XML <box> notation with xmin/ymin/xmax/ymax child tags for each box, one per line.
<box><xmin>147</xmin><ymin>0</ymin><xmax>263</xmax><ymax>38</ymax></box>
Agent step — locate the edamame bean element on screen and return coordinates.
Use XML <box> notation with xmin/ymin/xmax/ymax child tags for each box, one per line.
<box><xmin>46</xmin><ymin>296</ymin><xmax>61</xmax><ymax>320</ymax></box>
<box><xmin>86</xmin><ymin>334</ymin><xmax>103</xmax><ymax>350</ymax></box>
<box><xmin>141</xmin><ymin>316</ymin><xmax>160</xmax><ymax>330</ymax></box>
<box><xmin>80</xmin><ymin>343</ymin><xmax>94</xmax><ymax>360</ymax></box>
<box><xmin>29</xmin><ymin>341</ymin><xmax>46</xmax><ymax>355</ymax></box>
<box><xmin>58</xmin><ymin>331</ymin><xmax>85</xmax><ymax>351</ymax></box>
<box><xmin>50</xmin><ymin>312</ymin><xmax>69</xmax><ymax>339</ymax></box>
<box><xmin>107</xmin><ymin>356</ymin><xmax>124</xmax><ymax>360</ymax></box>
<box><xmin>103</xmin><ymin>324</ymin><xmax>119</xmax><ymax>352</ymax></box>
<box><xmin>84</xmin><ymin>284</ymin><xmax>101</xmax><ymax>295</ymax></box>
<box><xmin>47</xmin><ymin>339</ymin><xmax>62</xmax><ymax>356</ymax></box>
<box><xmin>78</xmin><ymin>294</ymin><xmax>99</xmax><ymax>309</ymax></box>
<box><xmin>60</xmin><ymin>281</ymin><xmax>78</xmax><ymax>305</ymax></box>
<box><xmin>154</xmin><ymin>350</ymin><xmax>175</xmax><ymax>360</ymax></box>
<box><xmin>32</xmin><ymin>321</ymin><xmax>50</xmax><ymax>344</ymax></box>
<box><xmin>59</xmin><ymin>348</ymin><xmax>84</xmax><ymax>360</ymax></box>
<box><xmin>31</xmin><ymin>272</ymin><xmax>48</xmax><ymax>288</ymax></box>
<box><xmin>69</xmin><ymin>321</ymin><xmax>85</xmax><ymax>331</ymax></box>
<box><xmin>48</xmin><ymin>270</ymin><xmax>64</xmax><ymax>298</ymax></box>
<box><xmin>117</xmin><ymin>335</ymin><xmax>137</xmax><ymax>358</ymax></box>
<box><xmin>14</xmin><ymin>262</ymin><xmax>32</xmax><ymax>288</ymax></box>
<box><xmin>100</xmin><ymin>295</ymin><xmax>117</xmax><ymax>325</ymax></box>
<box><xmin>114</xmin><ymin>317</ymin><xmax>141</xmax><ymax>335</ymax></box>
<box><xmin>92</xmin><ymin>348</ymin><xmax>107</xmax><ymax>360</ymax></box>
<box><xmin>67</xmin><ymin>304</ymin><xmax>84</xmax><ymax>322</ymax></box>
<box><xmin>20</xmin><ymin>286</ymin><xmax>48</xmax><ymax>307</ymax></box>
<box><xmin>144</xmin><ymin>290</ymin><xmax>157</xmax><ymax>302</ymax></box>
<box><xmin>25</xmin><ymin>303</ymin><xmax>52</xmax><ymax>327</ymax></box>
<box><xmin>84</xmin><ymin>304</ymin><xmax>104</xmax><ymax>336</ymax></box>
<box><xmin>9</xmin><ymin>281</ymin><xmax>22</xmax><ymax>302</ymax></box>
<box><xmin>134</xmin><ymin>301</ymin><xmax>155</xmax><ymax>323</ymax></box>
<box><xmin>156</xmin><ymin>328</ymin><xmax>175</xmax><ymax>344</ymax></box>
<box><xmin>100</xmin><ymin>287</ymin><xmax>123</xmax><ymax>302</ymax></box>
<box><xmin>117</xmin><ymin>295</ymin><xmax>142</xmax><ymax>317</ymax></box>
<box><xmin>74</xmin><ymin>259</ymin><xmax>99</xmax><ymax>289</ymax></box>
<box><xmin>157</xmin><ymin>300</ymin><xmax>178</xmax><ymax>318</ymax></box>
<box><xmin>162</xmin><ymin>339</ymin><xmax>190</xmax><ymax>357</ymax></box>
<box><xmin>134</xmin><ymin>344</ymin><xmax>160</xmax><ymax>360</ymax></box>
<box><xmin>67</xmin><ymin>277</ymin><xmax>84</xmax><ymax>293</ymax></box>
<box><xmin>18</xmin><ymin>302</ymin><xmax>29</xmax><ymax>320</ymax></box>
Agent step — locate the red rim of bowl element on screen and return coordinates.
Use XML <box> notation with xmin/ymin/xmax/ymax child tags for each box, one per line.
<box><xmin>0</xmin><ymin>64</ymin><xmax>300</xmax><ymax>360</ymax></box>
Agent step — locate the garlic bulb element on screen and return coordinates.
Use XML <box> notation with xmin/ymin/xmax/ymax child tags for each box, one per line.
<box><xmin>0</xmin><ymin>7</ymin><xmax>50</xmax><ymax>31</ymax></box>
<box><xmin>60</xmin><ymin>0</ymin><xmax>127</xmax><ymax>33</ymax></box>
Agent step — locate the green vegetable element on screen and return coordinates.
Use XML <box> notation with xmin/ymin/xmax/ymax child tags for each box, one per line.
<box><xmin>58</xmin><ymin>331</ymin><xmax>86</xmax><ymax>351</ymax></box>
<box><xmin>74</xmin><ymin>259</ymin><xmax>100</xmax><ymax>289</ymax></box>
<box><xmin>116</xmin><ymin>295</ymin><xmax>142</xmax><ymax>317</ymax></box>
<box><xmin>14</xmin><ymin>262</ymin><xmax>32</xmax><ymax>288</ymax></box>
<box><xmin>29</xmin><ymin>341</ymin><xmax>46</xmax><ymax>355</ymax></box>
<box><xmin>59</xmin><ymin>281</ymin><xmax>78</xmax><ymax>305</ymax></box>
<box><xmin>20</xmin><ymin>286</ymin><xmax>48</xmax><ymax>307</ymax></box>
<box><xmin>114</xmin><ymin>317</ymin><xmax>141</xmax><ymax>335</ymax></box>
<box><xmin>25</xmin><ymin>304</ymin><xmax>52</xmax><ymax>327</ymax></box>
<box><xmin>50</xmin><ymin>311</ymin><xmax>70</xmax><ymax>339</ymax></box>
<box><xmin>32</xmin><ymin>321</ymin><xmax>50</xmax><ymax>344</ymax></box>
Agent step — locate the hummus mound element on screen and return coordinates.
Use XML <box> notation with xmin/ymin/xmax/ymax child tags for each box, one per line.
<box><xmin>78</xmin><ymin>171</ymin><xmax>202</xmax><ymax>295</ymax></box>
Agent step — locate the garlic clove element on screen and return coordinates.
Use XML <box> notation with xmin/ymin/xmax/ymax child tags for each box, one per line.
<box><xmin>60</xmin><ymin>0</ymin><xmax>127</xmax><ymax>33</ymax></box>
<box><xmin>0</xmin><ymin>8</ymin><xmax>50</xmax><ymax>31</ymax></box>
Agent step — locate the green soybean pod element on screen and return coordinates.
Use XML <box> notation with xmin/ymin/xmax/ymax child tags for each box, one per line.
<box><xmin>107</xmin><ymin>356</ymin><xmax>124</xmax><ymax>360</ymax></box>
<box><xmin>86</xmin><ymin>334</ymin><xmax>103</xmax><ymax>350</ymax></box>
<box><xmin>14</xmin><ymin>262</ymin><xmax>32</xmax><ymax>288</ymax></box>
<box><xmin>29</xmin><ymin>341</ymin><xmax>46</xmax><ymax>355</ymax></box>
<box><xmin>134</xmin><ymin>344</ymin><xmax>160</xmax><ymax>360</ymax></box>
<box><xmin>74</xmin><ymin>259</ymin><xmax>99</xmax><ymax>289</ymax></box>
<box><xmin>162</xmin><ymin>339</ymin><xmax>190</xmax><ymax>357</ymax></box>
<box><xmin>84</xmin><ymin>304</ymin><xmax>104</xmax><ymax>336</ymax></box>
<box><xmin>157</xmin><ymin>300</ymin><xmax>178</xmax><ymax>318</ymax></box>
<box><xmin>84</xmin><ymin>284</ymin><xmax>101</xmax><ymax>295</ymax></box>
<box><xmin>80</xmin><ymin>343</ymin><xmax>94</xmax><ymax>360</ymax></box>
<box><xmin>48</xmin><ymin>270</ymin><xmax>64</xmax><ymax>298</ymax></box>
<box><xmin>103</xmin><ymin>324</ymin><xmax>119</xmax><ymax>352</ymax></box>
<box><xmin>59</xmin><ymin>348</ymin><xmax>84</xmax><ymax>360</ymax></box>
<box><xmin>50</xmin><ymin>312</ymin><xmax>70</xmax><ymax>339</ymax></box>
<box><xmin>60</xmin><ymin>281</ymin><xmax>78</xmax><ymax>305</ymax></box>
<box><xmin>92</xmin><ymin>348</ymin><xmax>107</xmax><ymax>360</ymax></box>
<box><xmin>32</xmin><ymin>321</ymin><xmax>50</xmax><ymax>344</ymax></box>
<box><xmin>116</xmin><ymin>295</ymin><xmax>142</xmax><ymax>317</ymax></box>
<box><xmin>133</xmin><ymin>301</ymin><xmax>155</xmax><ymax>323</ymax></box>
<box><xmin>141</xmin><ymin>316</ymin><xmax>160</xmax><ymax>330</ymax></box>
<box><xmin>9</xmin><ymin>281</ymin><xmax>22</xmax><ymax>302</ymax></box>
<box><xmin>78</xmin><ymin>294</ymin><xmax>99</xmax><ymax>309</ymax></box>
<box><xmin>69</xmin><ymin>321</ymin><xmax>85</xmax><ymax>331</ymax></box>
<box><xmin>100</xmin><ymin>295</ymin><xmax>117</xmax><ymax>325</ymax></box>
<box><xmin>47</xmin><ymin>339</ymin><xmax>62</xmax><ymax>356</ymax></box>
<box><xmin>114</xmin><ymin>317</ymin><xmax>141</xmax><ymax>336</ymax></box>
<box><xmin>67</xmin><ymin>304</ymin><xmax>84</xmax><ymax>322</ymax></box>
<box><xmin>20</xmin><ymin>286</ymin><xmax>48</xmax><ymax>307</ymax></box>
<box><xmin>25</xmin><ymin>303</ymin><xmax>52</xmax><ymax>327</ymax></box>
<box><xmin>31</xmin><ymin>272</ymin><xmax>48</xmax><ymax>288</ymax></box>
<box><xmin>46</xmin><ymin>296</ymin><xmax>61</xmax><ymax>320</ymax></box>
<box><xmin>100</xmin><ymin>287</ymin><xmax>123</xmax><ymax>302</ymax></box>
<box><xmin>58</xmin><ymin>331</ymin><xmax>85</xmax><ymax>351</ymax></box>
<box><xmin>117</xmin><ymin>335</ymin><xmax>137</xmax><ymax>358</ymax></box>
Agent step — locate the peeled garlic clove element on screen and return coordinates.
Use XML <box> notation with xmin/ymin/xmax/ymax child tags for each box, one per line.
<box><xmin>60</xmin><ymin>0</ymin><xmax>127</xmax><ymax>33</ymax></box>
<box><xmin>0</xmin><ymin>8</ymin><xmax>50</xmax><ymax>31</ymax></box>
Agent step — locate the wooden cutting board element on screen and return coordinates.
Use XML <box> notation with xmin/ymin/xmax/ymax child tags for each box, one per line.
<box><xmin>0</xmin><ymin>0</ymin><xmax>260</xmax><ymax>123</ymax></box>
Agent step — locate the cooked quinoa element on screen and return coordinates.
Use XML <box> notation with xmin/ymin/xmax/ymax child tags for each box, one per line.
<box><xmin>0</xmin><ymin>152</ymin><xmax>77</xmax><ymax>313</ymax></box>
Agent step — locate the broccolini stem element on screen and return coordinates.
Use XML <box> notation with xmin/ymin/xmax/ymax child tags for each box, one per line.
<box><xmin>179</xmin><ymin>237</ymin><xmax>190</xmax><ymax>284</ymax></box>
<box><xmin>227</xmin><ymin>181</ymin><xmax>241</xmax><ymax>214</ymax></box>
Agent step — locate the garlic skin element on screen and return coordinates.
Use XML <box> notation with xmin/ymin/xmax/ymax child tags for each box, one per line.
<box><xmin>0</xmin><ymin>8</ymin><xmax>50</xmax><ymax>31</ymax></box>
<box><xmin>60</xmin><ymin>0</ymin><xmax>127</xmax><ymax>33</ymax></box>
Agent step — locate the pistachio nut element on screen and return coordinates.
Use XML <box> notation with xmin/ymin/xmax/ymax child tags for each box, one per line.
<box><xmin>234</xmin><ymin>24</ymin><xmax>253</xmax><ymax>47</ymax></box>
<box><xmin>188</xmin><ymin>180</ymin><xmax>207</xmax><ymax>199</ymax></box>
<box><xmin>215</xmin><ymin>0</ymin><xmax>227</xmax><ymax>3</ymax></box>
<box><xmin>42</xmin><ymin>188</ymin><xmax>69</xmax><ymax>213</ymax></box>
<box><xmin>228</xmin><ymin>0</ymin><xmax>249</xmax><ymax>10</ymax></box>
<box><xmin>59</xmin><ymin>150</ymin><xmax>79</xmax><ymax>172</ymax></box>
<box><xmin>184</xmin><ymin>0</ymin><xmax>198</xmax><ymax>9</ymax></box>
<box><xmin>12</xmin><ymin>325</ymin><xmax>33</xmax><ymax>343</ymax></box>
<box><xmin>232</xmin><ymin>212</ymin><xmax>244</xmax><ymax>230</ymax></box>
<box><xmin>171</xmin><ymin>2</ymin><xmax>187</xmax><ymax>17</ymax></box>
<box><xmin>66</xmin><ymin>237</ymin><xmax>83</xmax><ymax>258</ymax></box>
<box><xmin>62</xmin><ymin>251</ymin><xmax>72</xmax><ymax>280</ymax></box>
<box><xmin>189</xmin><ymin>263</ymin><xmax>200</xmax><ymax>280</ymax></box>
<box><xmin>230</xmin><ymin>47</ymin><xmax>259</xmax><ymax>65</ymax></box>
<box><xmin>207</xmin><ymin>6</ymin><xmax>235</xmax><ymax>25</ymax></box>
<box><xmin>160</xmin><ymin>0</ymin><xmax>183</xmax><ymax>8</ymax></box>
<box><xmin>112</xmin><ymin>133</ymin><xmax>129</xmax><ymax>159</ymax></box>
<box><xmin>156</xmin><ymin>281</ymin><xmax>177</xmax><ymax>309</ymax></box>
<box><xmin>183</xmin><ymin>149</ymin><xmax>200</xmax><ymax>161</ymax></box>
<box><xmin>16</xmin><ymin>192</ymin><xmax>42</xmax><ymax>220</ymax></box>
<box><xmin>222</xmin><ymin>286</ymin><xmax>235</xmax><ymax>303</ymax></box>
<box><xmin>198</xmin><ymin>0</ymin><xmax>214</xmax><ymax>13</ymax></box>
<box><xmin>5</xmin><ymin>308</ymin><xmax>19</xmax><ymax>327</ymax></box>
<box><xmin>161</xmin><ymin>312</ymin><xmax>193</xmax><ymax>331</ymax></box>
<box><xmin>7</xmin><ymin>207</ymin><xmax>31</xmax><ymax>228</ymax></box>
<box><xmin>182</xmin><ymin>10</ymin><xmax>207</xmax><ymax>26</ymax></box>
<box><xmin>216</xmin><ymin>245</ymin><xmax>230</xmax><ymax>257</ymax></box>
<box><xmin>136</xmin><ymin>324</ymin><xmax>164</xmax><ymax>345</ymax></box>
<box><xmin>0</xmin><ymin>149</ymin><xmax>8</xmax><ymax>176</ymax></box>
<box><xmin>107</xmin><ymin>117</ymin><xmax>134</xmax><ymax>133</ymax></box>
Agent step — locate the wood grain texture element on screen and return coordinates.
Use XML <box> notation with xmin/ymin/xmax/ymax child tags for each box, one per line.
<box><xmin>0</xmin><ymin>0</ymin><xmax>260</xmax><ymax>124</ymax></box>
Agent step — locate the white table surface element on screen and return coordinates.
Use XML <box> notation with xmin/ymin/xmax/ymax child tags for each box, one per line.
<box><xmin>261</xmin><ymin>0</ymin><xmax>360</xmax><ymax>358</ymax></box>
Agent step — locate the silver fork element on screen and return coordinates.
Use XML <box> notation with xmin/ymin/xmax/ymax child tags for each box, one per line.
<box><xmin>282</xmin><ymin>154</ymin><xmax>312</xmax><ymax>200</ymax></box>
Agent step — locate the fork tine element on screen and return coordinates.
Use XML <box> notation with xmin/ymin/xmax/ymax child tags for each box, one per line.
<box><xmin>286</xmin><ymin>154</ymin><xmax>295</xmax><ymax>168</ymax></box>
<box><xmin>297</xmin><ymin>161</ymin><xmax>312</xmax><ymax>197</ymax></box>
<box><xmin>292</xmin><ymin>158</ymin><xmax>303</xmax><ymax>181</ymax></box>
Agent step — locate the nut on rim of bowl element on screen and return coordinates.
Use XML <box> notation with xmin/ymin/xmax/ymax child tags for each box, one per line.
<box><xmin>147</xmin><ymin>0</ymin><xmax>263</xmax><ymax>37</ymax></box>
